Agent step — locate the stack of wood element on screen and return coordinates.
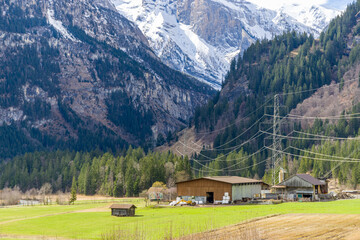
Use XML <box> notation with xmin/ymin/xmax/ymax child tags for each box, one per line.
<box><xmin>335</xmin><ymin>192</ymin><xmax>354</xmax><ymax>199</ymax></box>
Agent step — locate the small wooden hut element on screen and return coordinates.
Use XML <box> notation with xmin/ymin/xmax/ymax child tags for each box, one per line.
<box><xmin>110</xmin><ymin>204</ymin><xmax>136</xmax><ymax>217</ymax></box>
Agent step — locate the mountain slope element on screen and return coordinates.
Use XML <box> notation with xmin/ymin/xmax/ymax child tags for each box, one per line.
<box><xmin>0</xmin><ymin>0</ymin><xmax>214</xmax><ymax>158</ymax></box>
<box><xmin>112</xmin><ymin>0</ymin><xmax>342</xmax><ymax>88</ymax></box>
<box><xmin>172</xmin><ymin>1</ymin><xmax>360</xmax><ymax>163</ymax></box>
<box><xmin>162</xmin><ymin>0</ymin><xmax>360</xmax><ymax>187</ymax></box>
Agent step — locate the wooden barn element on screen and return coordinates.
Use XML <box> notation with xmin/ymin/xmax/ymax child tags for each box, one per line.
<box><xmin>273</xmin><ymin>174</ymin><xmax>328</xmax><ymax>201</ymax></box>
<box><xmin>110</xmin><ymin>204</ymin><xmax>136</xmax><ymax>217</ymax></box>
<box><xmin>176</xmin><ymin>176</ymin><xmax>268</xmax><ymax>203</ymax></box>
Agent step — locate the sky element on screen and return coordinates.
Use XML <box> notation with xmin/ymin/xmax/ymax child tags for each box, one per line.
<box><xmin>322</xmin><ymin>0</ymin><xmax>355</xmax><ymax>10</ymax></box>
<box><xmin>246</xmin><ymin>0</ymin><xmax>355</xmax><ymax>10</ymax></box>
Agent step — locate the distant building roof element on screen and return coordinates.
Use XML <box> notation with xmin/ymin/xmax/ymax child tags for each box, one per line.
<box><xmin>177</xmin><ymin>176</ymin><xmax>264</xmax><ymax>185</ymax></box>
<box><xmin>296</xmin><ymin>174</ymin><xmax>325</xmax><ymax>186</ymax></box>
<box><xmin>109</xmin><ymin>204</ymin><xmax>137</xmax><ymax>209</ymax></box>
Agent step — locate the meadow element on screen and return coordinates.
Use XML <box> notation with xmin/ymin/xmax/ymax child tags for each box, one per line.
<box><xmin>1</xmin><ymin>199</ymin><xmax>360</xmax><ymax>239</ymax></box>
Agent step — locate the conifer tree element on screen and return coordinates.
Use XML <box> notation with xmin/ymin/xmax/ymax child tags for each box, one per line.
<box><xmin>69</xmin><ymin>176</ymin><xmax>77</xmax><ymax>205</ymax></box>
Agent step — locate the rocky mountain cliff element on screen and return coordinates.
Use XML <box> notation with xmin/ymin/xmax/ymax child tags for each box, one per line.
<box><xmin>0</xmin><ymin>0</ymin><xmax>214</xmax><ymax>157</ymax></box>
<box><xmin>112</xmin><ymin>0</ymin><xmax>342</xmax><ymax>88</ymax></box>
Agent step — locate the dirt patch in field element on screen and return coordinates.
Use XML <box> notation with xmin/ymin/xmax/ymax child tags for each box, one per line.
<box><xmin>0</xmin><ymin>234</ymin><xmax>76</xmax><ymax>240</ymax></box>
<box><xmin>75</xmin><ymin>206</ymin><xmax>109</xmax><ymax>212</ymax></box>
<box><xmin>0</xmin><ymin>210</ymin><xmax>81</xmax><ymax>225</ymax></box>
<box><xmin>75</xmin><ymin>195</ymin><xmax>139</xmax><ymax>201</ymax></box>
<box><xmin>0</xmin><ymin>206</ymin><xmax>110</xmax><ymax>226</ymax></box>
<box><xmin>181</xmin><ymin>213</ymin><xmax>360</xmax><ymax>240</ymax></box>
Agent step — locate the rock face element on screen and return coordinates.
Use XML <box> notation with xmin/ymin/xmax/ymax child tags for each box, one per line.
<box><xmin>0</xmin><ymin>0</ymin><xmax>214</xmax><ymax>155</ymax></box>
<box><xmin>112</xmin><ymin>0</ymin><xmax>341</xmax><ymax>89</ymax></box>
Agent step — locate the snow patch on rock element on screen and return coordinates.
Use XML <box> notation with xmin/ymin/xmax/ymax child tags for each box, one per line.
<box><xmin>47</xmin><ymin>9</ymin><xmax>78</xmax><ymax>42</ymax></box>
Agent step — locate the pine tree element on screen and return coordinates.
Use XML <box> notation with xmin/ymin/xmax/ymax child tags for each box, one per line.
<box><xmin>69</xmin><ymin>176</ymin><xmax>77</xmax><ymax>205</ymax></box>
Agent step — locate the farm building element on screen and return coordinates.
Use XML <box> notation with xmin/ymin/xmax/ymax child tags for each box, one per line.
<box><xmin>147</xmin><ymin>187</ymin><xmax>177</xmax><ymax>201</ymax></box>
<box><xmin>176</xmin><ymin>176</ymin><xmax>268</xmax><ymax>203</ymax></box>
<box><xmin>148</xmin><ymin>187</ymin><xmax>164</xmax><ymax>201</ymax></box>
<box><xmin>273</xmin><ymin>174</ymin><xmax>328</xmax><ymax>201</ymax></box>
<box><xmin>110</xmin><ymin>204</ymin><xmax>136</xmax><ymax>217</ymax></box>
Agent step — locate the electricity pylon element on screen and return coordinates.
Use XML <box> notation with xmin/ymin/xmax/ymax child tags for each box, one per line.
<box><xmin>272</xmin><ymin>94</ymin><xmax>283</xmax><ymax>186</ymax></box>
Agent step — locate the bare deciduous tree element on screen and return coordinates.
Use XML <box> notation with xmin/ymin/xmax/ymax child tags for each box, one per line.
<box><xmin>0</xmin><ymin>186</ymin><xmax>22</xmax><ymax>206</ymax></box>
<box><xmin>55</xmin><ymin>191</ymin><xmax>69</xmax><ymax>205</ymax></box>
<box><xmin>39</xmin><ymin>183</ymin><xmax>53</xmax><ymax>205</ymax></box>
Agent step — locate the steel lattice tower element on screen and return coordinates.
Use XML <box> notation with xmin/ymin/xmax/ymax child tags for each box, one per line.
<box><xmin>272</xmin><ymin>94</ymin><xmax>283</xmax><ymax>186</ymax></box>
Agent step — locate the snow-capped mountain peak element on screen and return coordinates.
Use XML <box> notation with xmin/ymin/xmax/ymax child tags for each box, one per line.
<box><xmin>111</xmin><ymin>0</ymin><xmax>348</xmax><ymax>89</ymax></box>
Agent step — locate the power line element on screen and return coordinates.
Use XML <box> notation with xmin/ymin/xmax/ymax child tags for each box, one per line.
<box><xmin>211</xmin><ymin>115</ymin><xmax>266</xmax><ymax>150</ymax></box>
<box><xmin>292</xmin><ymin>130</ymin><xmax>358</xmax><ymax>140</ymax></box>
<box><xmin>191</xmin><ymin>157</ymin><xmax>271</xmax><ymax>173</ymax></box>
<box><xmin>260</xmin><ymin>130</ymin><xmax>339</xmax><ymax>141</ymax></box>
<box><xmin>282</xmin><ymin>115</ymin><xmax>360</xmax><ymax>120</ymax></box>
<box><xmin>264</xmin><ymin>113</ymin><xmax>360</xmax><ymax>120</ymax></box>
<box><xmin>192</xmin><ymin>146</ymin><xmax>267</xmax><ymax>163</ymax></box>
<box><xmin>289</xmin><ymin>146</ymin><xmax>360</xmax><ymax>161</ymax></box>
<box><xmin>279</xmin><ymin>77</ymin><xmax>358</xmax><ymax>96</ymax></box>
<box><xmin>192</xmin><ymin>146</ymin><xmax>292</xmax><ymax>173</ymax></box>
<box><xmin>190</xmin><ymin>76</ymin><xmax>360</xmax><ymax>154</ymax></box>
<box><xmin>265</xmin><ymin>146</ymin><xmax>360</xmax><ymax>163</ymax></box>
<box><xmin>178</xmin><ymin>129</ymin><xmax>265</xmax><ymax>161</ymax></box>
<box><xmin>186</xmin><ymin>78</ymin><xmax>359</xmax><ymax>156</ymax></box>
<box><xmin>180</xmin><ymin>107</ymin><xmax>291</xmax><ymax>162</ymax></box>
<box><xmin>195</xmin><ymin>75</ymin><xmax>358</xmax><ymax>137</ymax></box>
<box><xmin>261</xmin><ymin>130</ymin><xmax>359</xmax><ymax>141</ymax></box>
<box><xmin>288</xmin><ymin>113</ymin><xmax>360</xmax><ymax>118</ymax></box>
<box><xmin>175</xmin><ymin>147</ymin><xmax>217</xmax><ymax>171</ymax></box>
<box><xmin>322</xmin><ymin>145</ymin><xmax>360</xmax><ymax>178</ymax></box>
<box><xmin>182</xmin><ymin>77</ymin><xmax>360</xmax><ymax>175</ymax></box>
<box><xmin>195</xmin><ymin>97</ymin><xmax>273</xmax><ymax>135</ymax></box>
<box><xmin>189</xmin><ymin>115</ymin><xmax>267</xmax><ymax>153</ymax></box>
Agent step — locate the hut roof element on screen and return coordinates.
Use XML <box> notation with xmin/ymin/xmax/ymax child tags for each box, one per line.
<box><xmin>109</xmin><ymin>204</ymin><xmax>136</xmax><ymax>209</ymax></box>
<box><xmin>147</xmin><ymin>187</ymin><xmax>164</xmax><ymax>194</ymax></box>
<box><xmin>296</xmin><ymin>174</ymin><xmax>325</xmax><ymax>186</ymax></box>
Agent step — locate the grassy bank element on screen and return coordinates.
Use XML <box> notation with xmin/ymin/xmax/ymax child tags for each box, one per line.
<box><xmin>0</xmin><ymin>199</ymin><xmax>359</xmax><ymax>239</ymax></box>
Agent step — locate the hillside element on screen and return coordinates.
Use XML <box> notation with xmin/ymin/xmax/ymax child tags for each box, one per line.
<box><xmin>0</xmin><ymin>0</ymin><xmax>215</xmax><ymax>158</ymax></box>
<box><xmin>164</xmin><ymin>1</ymin><xmax>360</xmax><ymax>186</ymax></box>
<box><xmin>188</xmin><ymin>1</ymin><xmax>360</xmax><ymax>148</ymax></box>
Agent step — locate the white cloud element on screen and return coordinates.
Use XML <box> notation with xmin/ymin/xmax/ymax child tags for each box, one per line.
<box><xmin>321</xmin><ymin>0</ymin><xmax>355</xmax><ymax>10</ymax></box>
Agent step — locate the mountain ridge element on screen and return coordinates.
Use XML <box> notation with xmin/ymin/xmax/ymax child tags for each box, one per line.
<box><xmin>112</xmin><ymin>0</ymin><xmax>344</xmax><ymax>89</ymax></box>
<box><xmin>0</xmin><ymin>0</ymin><xmax>215</xmax><ymax>158</ymax></box>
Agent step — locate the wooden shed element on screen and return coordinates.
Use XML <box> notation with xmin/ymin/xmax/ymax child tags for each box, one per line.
<box><xmin>147</xmin><ymin>187</ymin><xmax>164</xmax><ymax>201</ymax></box>
<box><xmin>110</xmin><ymin>204</ymin><xmax>136</xmax><ymax>217</ymax></box>
<box><xmin>176</xmin><ymin>176</ymin><xmax>267</xmax><ymax>203</ymax></box>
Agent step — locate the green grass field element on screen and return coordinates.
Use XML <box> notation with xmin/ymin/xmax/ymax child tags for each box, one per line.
<box><xmin>1</xmin><ymin>199</ymin><xmax>360</xmax><ymax>239</ymax></box>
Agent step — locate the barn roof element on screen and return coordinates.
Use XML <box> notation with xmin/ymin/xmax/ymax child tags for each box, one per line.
<box><xmin>109</xmin><ymin>204</ymin><xmax>137</xmax><ymax>209</ymax></box>
<box><xmin>296</xmin><ymin>174</ymin><xmax>325</xmax><ymax>186</ymax></box>
<box><xmin>177</xmin><ymin>176</ymin><xmax>264</xmax><ymax>185</ymax></box>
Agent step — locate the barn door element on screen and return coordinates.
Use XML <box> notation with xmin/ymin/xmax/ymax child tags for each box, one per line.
<box><xmin>206</xmin><ymin>192</ymin><xmax>214</xmax><ymax>203</ymax></box>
